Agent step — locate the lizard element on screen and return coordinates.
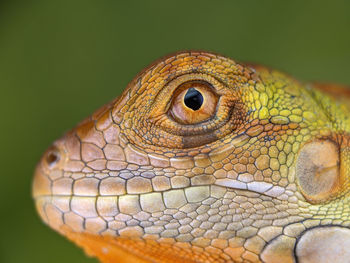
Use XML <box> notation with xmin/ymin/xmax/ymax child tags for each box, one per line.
<box><xmin>32</xmin><ymin>51</ymin><xmax>350</xmax><ymax>263</ymax></box>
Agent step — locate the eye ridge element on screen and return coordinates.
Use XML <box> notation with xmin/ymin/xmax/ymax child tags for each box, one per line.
<box><xmin>184</xmin><ymin>88</ymin><xmax>204</xmax><ymax>111</ymax></box>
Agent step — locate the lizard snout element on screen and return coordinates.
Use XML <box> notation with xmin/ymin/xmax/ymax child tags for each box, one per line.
<box><xmin>32</xmin><ymin>144</ymin><xmax>66</xmax><ymax>199</ymax></box>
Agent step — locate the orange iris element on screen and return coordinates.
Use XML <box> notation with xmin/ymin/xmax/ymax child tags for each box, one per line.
<box><xmin>169</xmin><ymin>81</ymin><xmax>219</xmax><ymax>124</ymax></box>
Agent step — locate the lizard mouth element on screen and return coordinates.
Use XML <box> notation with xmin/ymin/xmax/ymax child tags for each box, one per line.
<box><xmin>34</xmin><ymin>170</ymin><xmax>288</xmax><ymax>229</ymax></box>
<box><xmin>33</xmin><ymin>169</ymin><xmax>286</xmax><ymax>201</ymax></box>
<box><xmin>33</xmin><ymin>181</ymin><xmax>286</xmax><ymax>237</ymax></box>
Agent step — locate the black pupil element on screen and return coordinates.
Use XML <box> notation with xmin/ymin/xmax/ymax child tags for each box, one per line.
<box><xmin>184</xmin><ymin>88</ymin><xmax>203</xmax><ymax>111</ymax></box>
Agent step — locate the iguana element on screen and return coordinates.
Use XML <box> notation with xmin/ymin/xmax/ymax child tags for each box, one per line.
<box><xmin>33</xmin><ymin>51</ymin><xmax>350</xmax><ymax>263</ymax></box>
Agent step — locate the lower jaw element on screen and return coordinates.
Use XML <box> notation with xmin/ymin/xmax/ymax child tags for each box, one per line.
<box><xmin>40</xmin><ymin>218</ymin><xmax>350</xmax><ymax>263</ymax></box>
<box><xmin>34</xmin><ymin>186</ymin><xmax>350</xmax><ymax>263</ymax></box>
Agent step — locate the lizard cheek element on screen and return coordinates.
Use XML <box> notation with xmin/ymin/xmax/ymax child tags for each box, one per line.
<box><xmin>169</xmin><ymin>80</ymin><xmax>218</xmax><ymax>124</ymax></box>
<box><xmin>296</xmin><ymin>140</ymin><xmax>340</xmax><ymax>203</ymax></box>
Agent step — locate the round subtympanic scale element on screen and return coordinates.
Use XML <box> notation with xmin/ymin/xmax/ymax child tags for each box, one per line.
<box><xmin>296</xmin><ymin>140</ymin><xmax>340</xmax><ymax>202</ymax></box>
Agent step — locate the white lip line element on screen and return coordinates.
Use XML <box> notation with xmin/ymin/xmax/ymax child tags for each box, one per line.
<box><xmin>34</xmin><ymin>181</ymin><xmax>285</xmax><ymax>199</ymax></box>
<box><xmin>215</xmin><ymin>179</ymin><xmax>286</xmax><ymax>198</ymax></box>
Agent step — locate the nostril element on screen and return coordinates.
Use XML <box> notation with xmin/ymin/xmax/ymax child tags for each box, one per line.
<box><xmin>45</xmin><ymin>147</ymin><xmax>61</xmax><ymax>167</ymax></box>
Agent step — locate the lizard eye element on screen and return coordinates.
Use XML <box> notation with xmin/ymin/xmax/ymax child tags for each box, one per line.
<box><xmin>169</xmin><ymin>81</ymin><xmax>219</xmax><ymax>124</ymax></box>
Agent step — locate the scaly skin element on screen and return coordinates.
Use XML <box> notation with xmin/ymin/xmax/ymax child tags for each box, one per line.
<box><xmin>33</xmin><ymin>51</ymin><xmax>350</xmax><ymax>263</ymax></box>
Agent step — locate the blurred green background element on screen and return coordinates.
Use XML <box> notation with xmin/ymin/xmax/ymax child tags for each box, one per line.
<box><xmin>1</xmin><ymin>0</ymin><xmax>349</xmax><ymax>262</ymax></box>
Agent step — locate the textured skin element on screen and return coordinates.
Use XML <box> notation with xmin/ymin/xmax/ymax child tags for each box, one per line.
<box><xmin>33</xmin><ymin>51</ymin><xmax>350</xmax><ymax>263</ymax></box>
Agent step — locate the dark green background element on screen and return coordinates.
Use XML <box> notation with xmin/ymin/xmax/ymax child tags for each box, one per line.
<box><xmin>1</xmin><ymin>1</ymin><xmax>349</xmax><ymax>262</ymax></box>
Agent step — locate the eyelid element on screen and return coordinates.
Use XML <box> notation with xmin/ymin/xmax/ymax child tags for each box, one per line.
<box><xmin>146</xmin><ymin>73</ymin><xmax>238</xmax><ymax>138</ymax></box>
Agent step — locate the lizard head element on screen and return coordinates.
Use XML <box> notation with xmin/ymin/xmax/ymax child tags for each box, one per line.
<box><xmin>33</xmin><ymin>51</ymin><xmax>350</xmax><ymax>263</ymax></box>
